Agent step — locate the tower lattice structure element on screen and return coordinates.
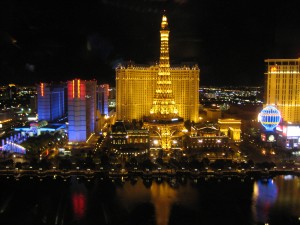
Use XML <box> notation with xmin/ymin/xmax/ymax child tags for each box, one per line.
<box><xmin>150</xmin><ymin>15</ymin><xmax>178</xmax><ymax>118</ymax></box>
<box><xmin>144</xmin><ymin>14</ymin><xmax>184</xmax><ymax>150</ymax></box>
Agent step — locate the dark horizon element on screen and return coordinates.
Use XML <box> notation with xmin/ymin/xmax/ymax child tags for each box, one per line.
<box><xmin>1</xmin><ymin>0</ymin><xmax>300</xmax><ymax>86</ymax></box>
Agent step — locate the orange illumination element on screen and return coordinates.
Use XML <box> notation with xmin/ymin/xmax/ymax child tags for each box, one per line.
<box><xmin>77</xmin><ymin>79</ymin><xmax>80</xmax><ymax>98</ymax></box>
<box><xmin>271</xmin><ymin>66</ymin><xmax>277</xmax><ymax>72</ymax></box>
<box><xmin>41</xmin><ymin>83</ymin><xmax>44</xmax><ymax>97</ymax></box>
<box><xmin>161</xmin><ymin>15</ymin><xmax>168</xmax><ymax>29</ymax></box>
<box><xmin>72</xmin><ymin>80</ymin><xmax>75</xmax><ymax>98</ymax></box>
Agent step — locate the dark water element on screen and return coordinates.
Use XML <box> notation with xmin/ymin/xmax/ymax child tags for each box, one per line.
<box><xmin>0</xmin><ymin>175</ymin><xmax>299</xmax><ymax>225</ymax></box>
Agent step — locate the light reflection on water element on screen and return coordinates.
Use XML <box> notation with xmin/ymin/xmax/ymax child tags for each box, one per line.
<box><xmin>0</xmin><ymin>176</ymin><xmax>300</xmax><ymax>225</ymax></box>
<box><xmin>70</xmin><ymin>178</ymin><xmax>88</xmax><ymax>221</ymax></box>
<box><xmin>252</xmin><ymin>176</ymin><xmax>300</xmax><ymax>225</ymax></box>
<box><xmin>252</xmin><ymin>179</ymin><xmax>278</xmax><ymax>223</ymax></box>
<box><xmin>116</xmin><ymin>178</ymin><xmax>198</xmax><ymax>225</ymax></box>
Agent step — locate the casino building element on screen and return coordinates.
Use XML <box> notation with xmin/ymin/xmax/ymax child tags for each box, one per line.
<box><xmin>263</xmin><ymin>59</ymin><xmax>300</xmax><ymax>149</ymax></box>
<box><xmin>67</xmin><ymin>79</ymin><xmax>97</xmax><ymax>142</ymax></box>
<box><xmin>264</xmin><ymin>58</ymin><xmax>300</xmax><ymax>123</ymax></box>
<box><xmin>116</xmin><ymin>17</ymin><xmax>199</xmax><ymax>123</ymax></box>
<box><xmin>37</xmin><ymin>82</ymin><xmax>66</xmax><ymax>122</ymax></box>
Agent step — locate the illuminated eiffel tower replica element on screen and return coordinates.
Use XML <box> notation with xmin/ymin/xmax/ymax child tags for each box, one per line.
<box><xmin>144</xmin><ymin>14</ymin><xmax>185</xmax><ymax>151</ymax></box>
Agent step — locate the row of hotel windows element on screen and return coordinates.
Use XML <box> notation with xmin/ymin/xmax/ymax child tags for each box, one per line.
<box><xmin>189</xmin><ymin>145</ymin><xmax>228</xmax><ymax>148</ymax></box>
<box><xmin>112</xmin><ymin>138</ymin><xmax>149</xmax><ymax>145</ymax></box>
<box><xmin>118</xmin><ymin>77</ymin><xmax>198</xmax><ymax>80</ymax></box>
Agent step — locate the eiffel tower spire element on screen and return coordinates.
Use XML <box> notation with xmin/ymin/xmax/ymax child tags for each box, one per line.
<box><xmin>144</xmin><ymin>13</ymin><xmax>184</xmax><ymax>151</ymax></box>
<box><xmin>150</xmin><ymin>14</ymin><xmax>178</xmax><ymax>118</ymax></box>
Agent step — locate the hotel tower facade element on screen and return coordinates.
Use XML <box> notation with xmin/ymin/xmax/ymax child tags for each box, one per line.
<box><xmin>264</xmin><ymin>58</ymin><xmax>300</xmax><ymax>123</ymax></box>
<box><xmin>116</xmin><ymin>15</ymin><xmax>200</xmax><ymax>123</ymax></box>
<box><xmin>37</xmin><ymin>82</ymin><xmax>66</xmax><ymax>122</ymax></box>
<box><xmin>67</xmin><ymin>79</ymin><xmax>97</xmax><ymax>142</ymax></box>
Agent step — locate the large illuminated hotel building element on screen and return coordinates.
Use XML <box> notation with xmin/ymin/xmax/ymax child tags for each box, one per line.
<box><xmin>67</xmin><ymin>79</ymin><xmax>97</xmax><ymax>142</ymax></box>
<box><xmin>264</xmin><ymin>58</ymin><xmax>300</xmax><ymax>123</ymax></box>
<box><xmin>264</xmin><ymin>59</ymin><xmax>300</xmax><ymax>149</ymax></box>
<box><xmin>116</xmin><ymin>19</ymin><xmax>199</xmax><ymax>123</ymax></box>
<box><xmin>37</xmin><ymin>82</ymin><xmax>66</xmax><ymax>122</ymax></box>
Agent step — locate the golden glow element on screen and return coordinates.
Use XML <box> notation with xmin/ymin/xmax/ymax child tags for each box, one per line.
<box><xmin>161</xmin><ymin>15</ymin><xmax>168</xmax><ymax>29</ymax></box>
<box><xmin>271</xmin><ymin>66</ymin><xmax>277</xmax><ymax>72</ymax></box>
<box><xmin>86</xmin><ymin>133</ymin><xmax>95</xmax><ymax>143</ymax></box>
<box><xmin>151</xmin><ymin>182</ymin><xmax>177</xmax><ymax>225</ymax></box>
<box><xmin>115</xmin><ymin>13</ymin><xmax>200</xmax><ymax>145</ymax></box>
<box><xmin>0</xmin><ymin>119</ymin><xmax>12</xmax><ymax>124</ymax></box>
<box><xmin>265</xmin><ymin>59</ymin><xmax>300</xmax><ymax>123</ymax></box>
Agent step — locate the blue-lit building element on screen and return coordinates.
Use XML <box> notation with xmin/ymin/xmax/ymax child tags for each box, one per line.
<box><xmin>97</xmin><ymin>84</ymin><xmax>109</xmax><ymax>115</ymax></box>
<box><xmin>67</xmin><ymin>79</ymin><xmax>97</xmax><ymax>142</ymax></box>
<box><xmin>37</xmin><ymin>82</ymin><xmax>66</xmax><ymax>122</ymax></box>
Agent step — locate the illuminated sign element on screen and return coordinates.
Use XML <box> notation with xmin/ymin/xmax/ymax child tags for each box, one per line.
<box><xmin>286</xmin><ymin>126</ymin><xmax>300</xmax><ymax>137</ymax></box>
<box><xmin>268</xmin><ymin>134</ymin><xmax>275</xmax><ymax>142</ymax></box>
<box><xmin>258</xmin><ymin>106</ymin><xmax>281</xmax><ymax>131</ymax></box>
<box><xmin>261</xmin><ymin>133</ymin><xmax>276</xmax><ymax>142</ymax></box>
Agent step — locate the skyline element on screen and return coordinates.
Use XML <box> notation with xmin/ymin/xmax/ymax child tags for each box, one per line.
<box><xmin>1</xmin><ymin>0</ymin><xmax>300</xmax><ymax>86</ymax></box>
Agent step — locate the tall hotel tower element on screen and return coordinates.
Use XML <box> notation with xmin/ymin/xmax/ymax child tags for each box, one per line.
<box><xmin>265</xmin><ymin>59</ymin><xmax>300</xmax><ymax>123</ymax></box>
<box><xmin>97</xmin><ymin>84</ymin><xmax>109</xmax><ymax>115</ymax></box>
<box><xmin>116</xmin><ymin>15</ymin><xmax>199</xmax><ymax>123</ymax></box>
<box><xmin>37</xmin><ymin>82</ymin><xmax>66</xmax><ymax>122</ymax></box>
<box><xmin>67</xmin><ymin>79</ymin><xmax>97</xmax><ymax>142</ymax></box>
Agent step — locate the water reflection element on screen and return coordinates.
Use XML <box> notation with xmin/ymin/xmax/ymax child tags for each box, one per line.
<box><xmin>72</xmin><ymin>193</ymin><xmax>86</xmax><ymax>220</ymax></box>
<box><xmin>1</xmin><ymin>176</ymin><xmax>300</xmax><ymax>225</ymax></box>
<box><xmin>150</xmin><ymin>181</ymin><xmax>177</xmax><ymax>225</ymax></box>
<box><xmin>252</xmin><ymin>179</ymin><xmax>278</xmax><ymax>223</ymax></box>
<box><xmin>269</xmin><ymin>175</ymin><xmax>300</xmax><ymax>225</ymax></box>
<box><xmin>116</xmin><ymin>177</ymin><xmax>198</xmax><ymax>225</ymax></box>
<box><xmin>70</xmin><ymin>178</ymin><xmax>87</xmax><ymax>222</ymax></box>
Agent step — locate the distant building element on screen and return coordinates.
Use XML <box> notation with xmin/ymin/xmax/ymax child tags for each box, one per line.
<box><xmin>97</xmin><ymin>84</ymin><xmax>109</xmax><ymax>115</ymax></box>
<box><xmin>275</xmin><ymin>122</ymin><xmax>300</xmax><ymax>149</ymax></box>
<box><xmin>108</xmin><ymin>87</ymin><xmax>116</xmax><ymax>109</ymax></box>
<box><xmin>37</xmin><ymin>82</ymin><xmax>66</xmax><ymax>122</ymax></box>
<box><xmin>264</xmin><ymin>58</ymin><xmax>300</xmax><ymax>123</ymax></box>
<box><xmin>110</xmin><ymin>120</ymin><xmax>149</xmax><ymax>151</ymax></box>
<box><xmin>67</xmin><ymin>79</ymin><xmax>97</xmax><ymax>142</ymax></box>
<box><xmin>190</xmin><ymin>123</ymin><xmax>229</xmax><ymax>149</ymax></box>
<box><xmin>206</xmin><ymin>109</ymin><xmax>222</xmax><ymax>122</ymax></box>
<box><xmin>218</xmin><ymin>118</ymin><xmax>241</xmax><ymax>142</ymax></box>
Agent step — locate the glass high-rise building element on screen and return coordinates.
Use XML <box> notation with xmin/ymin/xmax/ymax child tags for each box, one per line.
<box><xmin>37</xmin><ymin>82</ymin><xmax>66</xmax><ymax>122</ymax></box>
<box><xmin>264</xmin><ymin>58</ymin><xmax>300</xmax><ymax>123</ymax></box>
<box><xmin>67</xmin><ymin>79</ymin><xmax>97</xmax><ymax>142</ymax></box>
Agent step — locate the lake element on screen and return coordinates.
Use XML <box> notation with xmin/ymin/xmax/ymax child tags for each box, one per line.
<box><xmin>0</xmin><ymin>175</ymin><xmax>299</xmax><ymax>225</ymax></box>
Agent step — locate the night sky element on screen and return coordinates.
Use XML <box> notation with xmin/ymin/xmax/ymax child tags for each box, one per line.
<box><xmin>0</xmin><ymin>0</ymin><xmax>300</xmax><ymax>86</ymax></box>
